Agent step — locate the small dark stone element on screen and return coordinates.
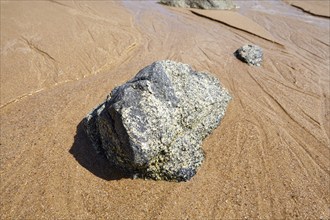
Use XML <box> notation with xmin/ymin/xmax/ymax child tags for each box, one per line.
<box><xmin>235</xmin><ymin>44</ymin><xmax>263</xmax><ymax>66</ymax></box>
<box><xmin>160</xmin><ymin>0</ymin><xmax>236</xmax><ymax>10</ymax></box>
<box><xmin>84</xmin><ymin>60</ymin><xmax>231</xmax><ymax>182</ymax></box>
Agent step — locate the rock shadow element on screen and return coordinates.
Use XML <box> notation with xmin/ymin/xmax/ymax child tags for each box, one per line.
<box><xmin>233</xmin><ymin>49</ymin><xmax>247</xmax><ymax>64</ymax></box>
<box><xmin>69</xmin><ymin>120</ymin><xmax>130</xmax><ymax>181</ymax></box>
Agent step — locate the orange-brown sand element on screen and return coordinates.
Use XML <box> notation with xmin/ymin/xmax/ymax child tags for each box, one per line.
<box><xmin>1</xmin><ymin>1</ymin><xmax>329</xmax><ymax>219</ymax></box>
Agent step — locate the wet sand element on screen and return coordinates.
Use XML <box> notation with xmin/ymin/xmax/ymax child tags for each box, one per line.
<box><xmin>1</xmin><ymin>1</ymin><xmax>329</xmax><ymax>219</ymax></box>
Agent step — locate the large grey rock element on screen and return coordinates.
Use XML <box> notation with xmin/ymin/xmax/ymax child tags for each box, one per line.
<box><xmin>84</xmin><ymin>60</ymin><xmax>231</xmax><ymax>182</ymax></box>
<box><xmin>160</xmin><ymin>0</ymin><xmax>236</xmax><ymax>10</ymax></box>
<box><xmin>234</xmin><ymin>44</ymin><xmax>263</xmax><ymax>66</ymax></box>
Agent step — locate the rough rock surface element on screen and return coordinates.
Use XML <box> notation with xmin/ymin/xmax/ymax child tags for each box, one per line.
<box><xmin>234</xmin><ymin>44</ymin><xmax>263</xmax><ymax>66</ymax></box>
<box><xmin>84</xmin><ymin>60</ymin><xmax>231</xmax><ymax>182</ymax></box>
<box><xmin>160</xmin><ymin>0</ymin><xmax>236</xmax><ymax>10</ymax></box>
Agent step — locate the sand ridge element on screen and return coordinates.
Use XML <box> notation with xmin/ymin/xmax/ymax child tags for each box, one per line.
<box><xmin>190</xmin><ymin>9</ymin><xmax>283</xmax><ymax>45</ymax></box>
<box><xmin>283</xmin><ymin>0</ymin><xmax>330</xmax><ymax>18</ymax></box>
<box><xmin>1</xmin><ymin>0</ymin><xmax>329</xmax><ymax>219</ymax></box>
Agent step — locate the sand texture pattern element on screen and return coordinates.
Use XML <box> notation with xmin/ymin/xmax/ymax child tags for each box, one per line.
<box><xmin>1</xmin><ymin>0</ymin><xmax>329</xmax><ymax>219</ymax></box>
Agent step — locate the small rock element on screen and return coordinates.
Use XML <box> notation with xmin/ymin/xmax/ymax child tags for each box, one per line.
<box><xmin>84</xmin><ymin>60</ymin><xmax>231</xmax><ymax>182</ymax></box>
<box><xmin>160</xmin><ymin>0</ymin><xmax>236</xmax><ymax>10</ymax></box>
<box><xmin>234</xmin><ymin>44</ymin><xmax>263</xmax><ymax>66</ymax></box>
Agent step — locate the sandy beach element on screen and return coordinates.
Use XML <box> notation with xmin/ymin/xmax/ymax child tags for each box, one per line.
<box><xmin>1</xmin><ymin>0</ymin><xmax>329</xmax><ymax>219</ymax></box>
